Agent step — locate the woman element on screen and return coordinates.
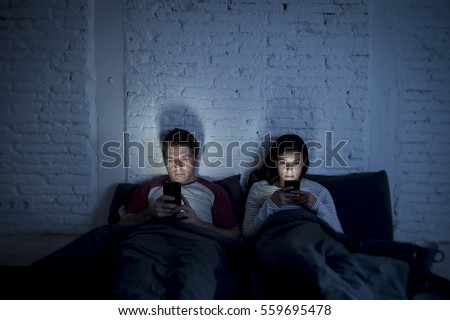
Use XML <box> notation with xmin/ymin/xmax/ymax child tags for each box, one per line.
<box><xmin>243</xmin><ymin>134</ymin><xmax>409</xmax><ymax>299</ymax></box>
<box><xmin>243</xmin><ymin>134</ymin><xmax>343</xmax><ymax>238</ymax></box>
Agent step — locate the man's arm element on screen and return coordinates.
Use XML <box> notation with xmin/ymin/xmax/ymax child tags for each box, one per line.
<box><xmin>119</xmin><ymin>194</ymin><xmax>179</xmax><ymax>224</ymax></box>
<box><xmin>118</xmin><ymin>208</ymin><xmax>152</xmax><ymax>224</ymax></box>
<box><xmin>172</xmin><ymin>194</ymin><xmax>241</xmax><ymax>239</ymax></box>
<box><xmin>123</xmin><ymin>202</ymin><xmax>241</xmax><ymax>238</ymax></box>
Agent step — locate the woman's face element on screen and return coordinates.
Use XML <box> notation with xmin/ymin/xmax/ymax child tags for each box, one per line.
<box><xmin>276</xmin><ymin>150</ymin><xmax>304</xmax><ymax>186</ymax></box>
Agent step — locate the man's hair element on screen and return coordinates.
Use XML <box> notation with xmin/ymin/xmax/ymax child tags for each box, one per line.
<box><xmin>161</xmin><ymin>128</ymin><xmax>200</xmax><ymax>161</ymax></box>
<box><xmin>260</xmin><ymin>134</ymin><xmax>309</xmax><ymax>184</ymax></box>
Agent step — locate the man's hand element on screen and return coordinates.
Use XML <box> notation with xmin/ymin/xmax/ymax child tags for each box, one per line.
<box><xmin>172</xmin><ymin>195</ymin><xmax>241</xmax><ymax>239</ymax></box>
<box><xmin>119</xmin><ymin>195</ymin><xmax>178</xmax><ymax>224</ymax></box>
<box><xmin>120</xmin><ymin>194</ymin><xmax>241</xmax><ymax>239</ymax></box>
<box><xmin>150</xmin><ymin>195</ymin><xmax>180</xmax><ymax>218</ymax></box>
<box><xmin>172</xmin><ymin>194</ymin><xmax>202</xmax><ymax>225</ymax></box>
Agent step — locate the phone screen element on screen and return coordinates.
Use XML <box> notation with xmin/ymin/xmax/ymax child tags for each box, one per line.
<box><xmin>163</xmin><ymin>182</ymin><xmax>182</xmax><ymax>205</ymax></box>
<box><xmin>284</xmin><ymin>180</ymin><xmax>300</xmax><ymax>192</ymax></box>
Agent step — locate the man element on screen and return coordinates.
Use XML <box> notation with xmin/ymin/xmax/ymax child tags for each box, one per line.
<box><xmin>119</xmin><ymin>128</ymin><xmax>240</xmax><ymax>239</ymax></box>
<box><xmin>14</xmin><ymin>129</ymin><xmax>242</xmax><ymax>300</ymax></box>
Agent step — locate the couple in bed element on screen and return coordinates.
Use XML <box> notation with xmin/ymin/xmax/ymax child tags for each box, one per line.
<box><xmin>122</xmin><ymin>128</ymin><xmax>341</xmax><ymax>237</ymax></box>
<box><xmin>120</xmin><ymin>128</ymin><xmax>376</xmax><ymax>299</ymax></box>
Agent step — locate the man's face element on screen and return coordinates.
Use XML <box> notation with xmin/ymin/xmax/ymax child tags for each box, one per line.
<box><xmin>165</xmin><ymin>145</ymin><xmax>197</xmax><ymax>184</ymax></box>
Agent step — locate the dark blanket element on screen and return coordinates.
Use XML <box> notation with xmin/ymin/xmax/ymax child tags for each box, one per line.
<box><xmin>251</xmin><ymin>209</ymin><xmax>411</xmax><ymax>299</ymax></box>
<box><xmin>13</xmin><ymin>217</ymin><xmax>247</xmax><ymax>299</ymax></box>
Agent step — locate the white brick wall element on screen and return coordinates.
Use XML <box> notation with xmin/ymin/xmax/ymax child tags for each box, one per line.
<box><xmin>124</xmin><ymin>0</ymin><xmax>369</xmax><ymax>184</ymax></box>
<box><xmin>0</xmin><ymin>0</ymin><xmax>97</xmax><ymax>234</ymax></box>
<box><xmin>393</xmin><ymin>0</ymin><xmax>450</xmax><ymax>242</ymax></box>
<box><xmin>0</xmin><ymin>0</ymin><xmax>449</xmax><ymax>245</ymax></box>
<box><xmin>123</xmin><ymin>0</ymin><xmax>450</xmax><ymax>243</ymax></box>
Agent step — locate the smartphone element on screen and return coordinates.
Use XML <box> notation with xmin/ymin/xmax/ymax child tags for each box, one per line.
<box><xmin>284</xmin><ymin>180</ymin><xmax>300</xmax><ymax>192</ymax></box>
<box><xmin>163</xmin><ymin>182</ymin><xmax>182</xmax><ymax>205</ymax></box>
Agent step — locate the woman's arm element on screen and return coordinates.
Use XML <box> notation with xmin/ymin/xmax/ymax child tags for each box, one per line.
<box><xmin>242</xmin><ymin>182</ymin><xmax>280</xmax><ymax>238</ymax></box>
<box><xmin>309</xmin><ymin>184</ymin><xmax>343</xmax><ymax>233</ymax></box>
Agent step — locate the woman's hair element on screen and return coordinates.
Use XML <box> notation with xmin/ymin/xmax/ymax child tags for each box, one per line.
<box><xmin>260</xmin><ymin>134</ymin><xmax>309</xmax><ymax>184</ymax></box>
<box><xmin>161</xmin><ymin>128</ymin><xmax>200</xmax><ymax>161</ymax></box>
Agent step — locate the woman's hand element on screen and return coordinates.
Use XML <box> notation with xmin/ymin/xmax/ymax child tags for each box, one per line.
<box><xmin>290</xmin><ymin>190</ymin><xmax>317</xmax><ymax>209</ymax></box>
<box><xmin>270</xmin><ymin>187</ymin><xmax>296</xmax><ymax>207</ymax></box>
<box><xmin>270</xmin><ymin>188</ymin><xmax>317</xmax><ymax>210</ymax></box>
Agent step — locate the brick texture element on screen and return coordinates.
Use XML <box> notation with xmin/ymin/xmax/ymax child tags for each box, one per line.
<box><xmin>1</xmin><ymin>0</ymin><xmax>449</xmax><ymax>244</ymax></box>
<box><xmin>124</xmin><ymin>0</ymin><xmax>369</xmax><ymax>184</ymax></box>
<box><xmin>0</xmin><ymin>0</ymin><xmax>97</xmax><ymax>234</ymax></box>
<box><xmin>393</xmin><ymin>0</ymin><xmax>450</xmax><ymax>242</ymax></box>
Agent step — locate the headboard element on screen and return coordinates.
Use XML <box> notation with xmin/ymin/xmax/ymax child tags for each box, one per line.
<box><xmin>109</xmin><ymin>171</ymin><xmax>393</xmax><ymax>241</ymax></box>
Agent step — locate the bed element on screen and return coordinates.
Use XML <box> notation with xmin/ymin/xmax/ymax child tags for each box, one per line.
<box><xmin>8</xmin><ymin>171</ymin><xmax>450</xmax><ymax>299</ymax></box>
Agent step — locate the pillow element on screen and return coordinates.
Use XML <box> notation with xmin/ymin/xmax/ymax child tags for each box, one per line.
<box><xmin>213</xmin><ymin>174</ymin><xmax>244</xmax><ymax>226</ymax></box>
<box><xmin>108</xmin><ymin>174</ymin><xmax>244</xmax><ymax>225</ymax></box>
<box><xmin>245</xmin><ymin>170</ymin><xmax>394</xmax><ymax>241</ymax></box>
<box><xmin>306</xmin><ymin>171</ymin><xmax>393</xmax><ymax>241</ymax></box>
<box><xmin>108</xmin><ymin>183</ymin><xmax>137</xmax><ymax>224</ymax></box>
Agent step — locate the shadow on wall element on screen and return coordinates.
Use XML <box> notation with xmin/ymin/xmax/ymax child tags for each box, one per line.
<box><xmin>158</xmin><ymin>106</ymin><xmax>204</xmax><ymax>148</ymax></box>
